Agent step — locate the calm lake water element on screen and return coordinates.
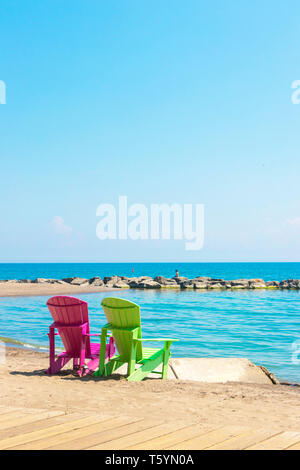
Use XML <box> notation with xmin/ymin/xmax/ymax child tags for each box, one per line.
<box><xmin>1</xmin><ymin>262</ymin><xmax>300</xmax><ymax>281</ymax></box>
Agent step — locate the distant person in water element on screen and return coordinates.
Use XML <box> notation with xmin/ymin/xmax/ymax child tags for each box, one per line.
<box><xmin>175</xmin><ymin>269</ymin><xmax>179</xmax><ymax>277</ymax></box>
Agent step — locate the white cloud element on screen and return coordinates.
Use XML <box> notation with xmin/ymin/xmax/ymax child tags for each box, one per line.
<box><xmin>285</xmin><ymin>217</ymin><xmax>300</xmax><ymax>227</ymax></box>
<box><xmin>50</xmin><ymin>216</ymin><xmax>72</xmax><ymax>236</ymax></box>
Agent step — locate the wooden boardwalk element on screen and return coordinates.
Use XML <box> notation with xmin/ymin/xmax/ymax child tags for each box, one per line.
<box><xmin>0</xmin><ymin>407</ymin><xmax>299</xmax><ymax>450</ymax></box>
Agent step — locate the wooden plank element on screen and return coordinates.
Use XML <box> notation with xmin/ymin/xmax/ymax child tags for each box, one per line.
<box><xmin>246</xmin><ymin>432</ymin><xmax>300</xmax><ymax>450</ymax></box>
<box><xmin>0</xmin><ymin>407</ymin><xmax>22</xmax><ymax>415</ymax></box>
<box><xmin>52</xmin><ymin>419</ymin><xmax>160</xmax><ymax>450</ymax></box>
<box><xmin>0</xmin><ymin>413</ymin><xmax>84</xmax><ymax>440</ymax></box>
<box><xmin>0</xmin><ymin>415</ymin><xmax>109</xmax><ymax>450</ymax></box>
<box><xmin>0</xmin><ymin>410</ymin><xmax>31</xmax><ymax>423</ymax></box>
<box><xmin>16</xmin><ymin>417</ymin><xmax>139</xmax><ymax>450</ymax></box>
<box><xmin>206</xmin><ymin>429</ymin><xmax>281</xmax><ymax>450</ymax></box>
<box><xmin>286</xmin><ymin>441</ymin><xmax>300</xmax><ymax>450</ymax></box>
<box><xmin>0</xmin><ymin>408</ymin><xmax>48</xmax><ymax>422</ymax></box>
<box><xmin>0</xmin><ymin>410</ymin><xmax>63</xmax><ymax>431</ymax></box>
<box><xmin>127</xmin><ymin>425</ymin><xmax>212</xmax><ymax>450</ymax></box>
<box><xmin>88</xmin><ymin>422</ymin><xmax>187</xmax><ymax>450</ymax></box>
<box><xmin>169</xmin><ymin>426</ymin><xmax>249</xmax><ymax>450</ymax></box>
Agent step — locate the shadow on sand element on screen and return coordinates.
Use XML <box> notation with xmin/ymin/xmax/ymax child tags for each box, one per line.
<box><xmin>9</xmin><ymin>369</ymin><xmax>155</xmax><ymax>381</ymax></box>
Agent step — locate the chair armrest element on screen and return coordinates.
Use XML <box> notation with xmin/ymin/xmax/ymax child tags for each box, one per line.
<box><xmin>83</xmin><ymin>333</ymin><xmax>100</xmax><ymax>336</ymax></box>
<box><xmin>48</xmin><ymin>324</ymin><xmax>59</xmax><ymax>335</ymax></box>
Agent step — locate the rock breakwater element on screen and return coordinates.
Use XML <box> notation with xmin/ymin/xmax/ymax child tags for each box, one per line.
<box><xmin>2</xmin><ymin>276</ymin><xmax>300</xmax><ymax>290</ymax></box>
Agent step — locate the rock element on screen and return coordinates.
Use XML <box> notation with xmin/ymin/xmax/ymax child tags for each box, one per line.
<box><xmin>142</xmin><ymin>280</ymin><xmax>161</xmax><ymax>289</ymax></box>
<box><xmin>103</xmin><ymin>276</ymin><xmax>119</xmax><ymax>283</ymax></box>
<box><xmin>71</xmin><ymin>278</ymin><xmax>89</xmax><ymax>286</ymax></box>
<box><xmin>229</xmin><ymin>279</ymin><xmax>249</xmax><ymax>289</ymax></box>
<box><xmin>130</xmin><ymin>280</ymin><xmax>161</xmax><ymax>289</ymax></box>
<box><xmin>154</xmin><ymin>276</ymin><xmax>178</xmax><ymax>287</ymax></box>
<box><xmin>279</xmin><ymin>280</ymin><xmax>289</xmax><ymax>289</ymax></box>
<box><xmin>106</xmin><ymin>281</ymin><xmax>119</xmax><ymax>287</ymax></box>
<box><xmin>128</xmin><ymin>276</ymin><xmax>152</xmax><ymax>286</ymax></box>
<box><xmin>154</xmin><ymin>276</ymin><xmax>167</xmax><ymax>283</ymax></box>
<box><xmin>88</xmin><ymin>277</ymin><xmax>104</xmax><ymax>286</ymax></box>
<box><xmin>287</xmin><ymin>279</ymin><xmax>300</xmax><ymax>289</ymax></box>
<box><xmin>194</xmin><ymin>282</ymin><xmax>209</xmax><ymax>289</ymax></box>
<box><xmin>62</xmin><ymin>277</ymin><xmax>88</xmax><ymax>286</ymax></box>
<box><xmin>208</xmin><ymin>282</ymin><xmax>225</xmax><ymax>289</ymax></box>
<box><xmin>209</xmin><ymin>279</ymin><xmax>226</xmax><ymax>285</ymax></box>
<box><xmin>33</xmin><ymin>278</ymin><xmax>48</xmax><ymax>284</ymax></box>
<box><xmin>266</xmin><ymin>281</ymin><xmax>280</xmax><ymax>288</ymax></box>
<box><xmin>32</xmin><ymin>278</ymin><xmax>66</xmax><ymax>284</ymax></box>
<box><xmin>104</xmin><ymin>276</ymin><xmax>121</xmax><ymax>287</ymax></box>
<box><xmin>62</xmin><ymin>277</ymin><xmax>75</xmax><ymax>284</ymax></box>
<box><xmin>17</xmin><ymin>279</ymin><xmax>32</xmax><ymax>283</ymax></box>
<box><xmin>259</xmin><ymin>366</ymin><xmax>280</xmax><ymax>384</ymax></box>
<box><xmin>173</xmin><ymin>276</ymin><xmax>188</xmax><ymax>284</ymax></box>
<box><xmin>113</xmin><ymin>280</ymin><xmax>130</xmax><ymax>288</ymax></box>
<box><xmin>278</xmin><ymin>279</ymin><xmax>300</xmax><ymax>289</ymax></box>
<box><xmin>193</xmin><ymin>277</ymin><xmax>211</xmax><ymax>281</ymax></box>
<box><xmin>180</xmin><ymin>280</ymin><xmax>194</xmax><ymax>289</ymax></box>
<box><xmin>231</xmin><ymin>279</ymin><xmax>250</xmax><ymax>285</ymax></box>
<box><xmin>249</xmin><ymin>279</ymin><xmax>266</xmax><ymax>289</ymax></box>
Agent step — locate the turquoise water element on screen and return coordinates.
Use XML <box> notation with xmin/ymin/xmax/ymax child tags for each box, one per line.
<box><xmin>0</xmin><ymin>288</ymin><xmax>299</xmax><ymax>383</ymax></box>
<box><xmin>1</xmin><ymin>262</ymin><xmax>300</xmax><ymax>281</ymax></box>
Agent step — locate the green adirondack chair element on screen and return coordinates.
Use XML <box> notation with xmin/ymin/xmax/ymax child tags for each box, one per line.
<box><xmin>94</xmin><ymin>297</ymin><xmax>178</xmax><ymax>381</ymax></box>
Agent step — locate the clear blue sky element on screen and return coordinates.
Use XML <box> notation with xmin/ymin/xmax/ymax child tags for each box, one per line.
<box><xmin>0</xmin><ymin>0</ymin><xmax>300</xmax><ymax>262</ymax></box>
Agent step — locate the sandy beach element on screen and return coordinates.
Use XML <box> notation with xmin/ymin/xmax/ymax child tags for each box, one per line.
<box><xmin>1</xmin><ymin>347</ymin><xmax>300</xmax><ymax>432</ymax></box>
<box><xmin>0</xmin><ymin>282</ymin><xmax>117</xmax><ymax>298</ymax></box>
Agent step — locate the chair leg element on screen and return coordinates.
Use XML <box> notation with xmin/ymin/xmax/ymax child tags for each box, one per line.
<box><xmin>108</xmin><ymin>336</ymin><xmax>115</xmax><ymax>359</ymax></box>
<box><xmin>127</xmin><ymin>351</ymin><xmax>164</xmax><ymax>382</ymax></box>
<box><xmin>73</xmin><ymin>358</ymin><xmax>79</xmax><ymax>369</ymax></box>
<box><xmin>48</xmin><ymin>327</ymin><xmax>56</xmax><ymax>373</ymax></box>
<box><xmin>105</xmin><ymin>360</ymin><xmax>125</xmax><ymax>376</ymax></box>
<box><xmin>127</xmin><ymin>341</ymin><xmax>137</xmax><ymax>376</ymax></box>
<box><xmin>78</xmin><ymin>335</ymin><xmax>87</xmax><ymax>377</ymax></box>
<box><xmin>46</xmin><ymin>355</ymin><xmax>71</xmax><ymax>375</ymax></box>
<box><xmin>94</xmin><ymin>328</ymin><xmax>108</xmax><ymax>377</ymax></box>
<box><xmin>162</xmin><ymin>341</ymin><xmax>172</xmax><ymax>379</ymax></box>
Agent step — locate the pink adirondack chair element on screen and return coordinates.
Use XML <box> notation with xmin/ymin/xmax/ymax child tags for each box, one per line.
<box><xmin>46</xmin><ymin>295</ymin><xmax>115</xmax><ymax>377</ymax></box>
